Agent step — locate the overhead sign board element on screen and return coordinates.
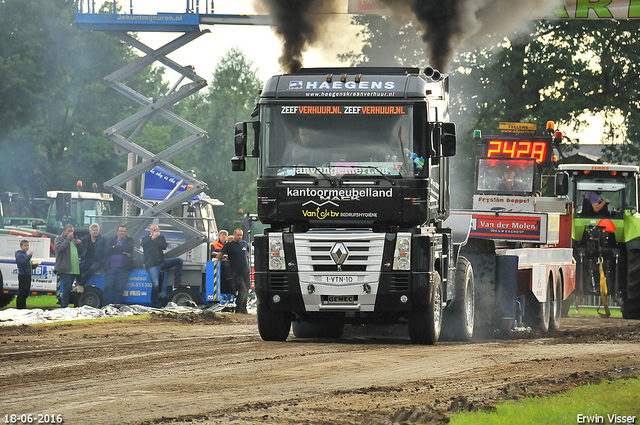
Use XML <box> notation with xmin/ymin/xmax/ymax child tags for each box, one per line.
<box><xmin>347</xmin><ymin>0</ymin><xmax>640</xmax><ymax>19</ymax></box>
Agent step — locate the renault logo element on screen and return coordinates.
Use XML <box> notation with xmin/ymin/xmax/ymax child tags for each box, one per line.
<box><xmin>330</xmin><ymin>242</ymin><xmax>349</xmax><ymax>265</ymax></box>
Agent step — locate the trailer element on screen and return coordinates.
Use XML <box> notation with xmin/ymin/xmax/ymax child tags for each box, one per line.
<box><xmin>447</xmin><ymin>122</ymin><xmax>576</xmax><ymax>334</ymax></box>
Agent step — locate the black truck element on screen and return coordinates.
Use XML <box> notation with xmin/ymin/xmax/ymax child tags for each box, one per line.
<box><xmin>232</xmin><ymin>67</ymin><xmax>474</xmax><ymax>344</ymax></box>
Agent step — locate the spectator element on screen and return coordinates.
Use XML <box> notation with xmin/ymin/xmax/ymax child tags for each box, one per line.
<box><xmin>216</xmin><ymin>229</ymin><xmax>251</xmax><ymax>314</ymax></box>
<box><xmin>79</xmin><ymin>223</ymin><xmax>106</xmax><ymax>287</ymax></box>
<box><xmin>212</xmin><ymin>230</ymin><xmax>233</xmax><ymax>293</ymax></box>
<box><xmin>141</xmin><ymin>224</ymin><xmax>183</xmax><ymax>306</ymax></box>
<box><xmin>103</xmin><ymin>224</ymin><xmax>134</xmax><ymax>305</ymax></box>
<box><xmin>15</xmin><ymin>240</ymin><xmax>40</xmax><ymax>309</ymax></box>
<box><xmin>212</xmin><ymin>230</ymin><xmax>228</xmax><ymax>252</ymax></box>
<box><xmin>54</xmin><ymin>224</ymin><xmax>82</xmax><ymax>308</ymax></box>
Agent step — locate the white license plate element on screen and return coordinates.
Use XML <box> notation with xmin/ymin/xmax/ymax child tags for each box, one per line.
<box><xmin>324</xmin><ymin>295</ymin><xmax>357</xmax><ymax>304</ymax></box>
<box><xmin>322</xmin><ymin>275</ymin><xmax>357</xmax><ymax>284</ymax></box>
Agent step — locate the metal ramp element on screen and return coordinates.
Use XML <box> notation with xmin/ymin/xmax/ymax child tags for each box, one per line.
<box><xmin>74</xmin><ymin>1</ymin><xmax>271</xmax><ymax>257</ymax></box>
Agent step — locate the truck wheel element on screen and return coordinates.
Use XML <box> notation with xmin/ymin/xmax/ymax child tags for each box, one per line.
<box><xmin>549</xmin><ymin>274</ymin><xmax>563</xmax><ymax>331</ymax></box>
<box><xmin>442</xmin><ymin>257</ymin><xmax>474</xmax><ymax>341</ymax></box>
<box><xmin>408</xmin><ymin>272</ymin><xmax>443</xmax><ymax>345</ymax></box>
<box><xmin>77</xmin><ymin>286</ymin><xmax>103</xmax><ymax>308</ymax></box>
<box><xmin>168</xmin><ymin>288</ymin><xmax>199</xmax><ymax>307</ymax></box>
<box><xmin>292</xmin><ymin>321</ymin><xmax>344</xmax><ymax>339</ymax></box>
<box><xmin>623</xmin><ymin>248</ymin><xmax>640</xmax><ymax>319</ymax></box>
<box><xmin>257</xmin><ymin>304</ymin><xmax>291</xmax><ymax>341</ymax></box>
<box><xmin>0</xmin><ymin>294</ymin><xmax>15</xmax><ymax>309</ymax></box>
<box><xmin>527</xmin><ymin>276</ymin><xmax>551</xmax><ymax>333</ymax></box>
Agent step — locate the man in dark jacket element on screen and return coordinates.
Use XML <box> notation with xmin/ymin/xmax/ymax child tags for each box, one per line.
<box><xmin>54</xmin><ymin>225</ymin><xmax>82</xmax><ymax>308</ymax></box>
<box><xmin>79</xmin><ymin>223</ymin><xmax>106</xmax><ymax>286</ymax></box>
<box><xmin>216</xmin><ymin>229</ymin><xmax>251</xmax><ymax>314</ymax></box>
<box><xmin>103</xmin><ymin>224</ymin><xmax>134</xmax><ymax>305</ymax></box>
<box><xmin>15</xmin><ymin>240</ymin><xmax>40</xmax><ymax>309</ymax></box>
<box><xmin>141</xmin><ymin>224</ymin><xmax>182</xmax><ymax>306</ymax></box>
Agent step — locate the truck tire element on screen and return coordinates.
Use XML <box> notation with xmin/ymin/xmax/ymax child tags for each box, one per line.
<box><xmin>526</xmin><ymin>275</ymin><xmax>551</xmax><ymax>333</ymax></box>
<box><xmin>623</xmin><ymin>248</ymin><xmax>640</xmax><ymax>319</ymax></box>
<box><xmin>257</xmin><ymin>304</ymin><xmax>291</xmax><ymax>341</ymax></box>
<box><xmin>408</xmin><ymin>271</ymin><xmax>443</xmax><ymax>345</ymax></box>
<box><xmin>549</xmin><ymin>274</ymin><xmax>563</xmax><ymax>331</ymax></box>
<box><xmin>292</xmin><ymin>321</ymin><xmax>344</xmax><ymax>339</ymax></box>
<box><xmin>0</xmin><ymin>294</ymin><xmax>15</xmax><ymax>309</ymax></box>
<box><xmin>441</xmin><ymin>257</ymin><xmax>474</xmax><ymax>341</ymax></box>
<box><xmin>77</xmin><ymin>286</ymin><xmax>103</xmax><ymax>308</ymax></box>
<box><xmin>168</xmin><ymin>288</ymin><xmax>199</xmax><ymax>307</ymax></box>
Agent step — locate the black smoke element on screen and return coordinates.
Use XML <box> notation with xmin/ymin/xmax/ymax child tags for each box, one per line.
<box><xmin>256</xmin><ymin>0</ymin><xmax>557</xmax><ymax>74</ymax></box>
<box><xmin>380</xmin><ymin>0</ymin><xmax>558</xmax><ymax>71</ymax></box>
<box><xmin>254</xmin><ymin>0</ymin><xmax>343</xmax><ymax>74</ymax></box>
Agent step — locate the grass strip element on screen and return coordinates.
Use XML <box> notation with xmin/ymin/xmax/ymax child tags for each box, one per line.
<box><xmin>450</xmin><ymin>377</ymin><xmax>640</xmax><ymax>425</ymax></box>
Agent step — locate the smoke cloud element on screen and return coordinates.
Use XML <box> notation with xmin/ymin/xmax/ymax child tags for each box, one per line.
<box><xmin>256</xmin><ymin>0</ymin><xmax>557</xmax><ymax>73</ymax></box>
<box><xmin>380</xmin><ymin>0</ymin><xmax>558</xmax><ymax>71</ymax></box>
<box><xmin>253</xmin><ymin>0</ymin><xmax>344</xmax><ymax>74</ymax></box>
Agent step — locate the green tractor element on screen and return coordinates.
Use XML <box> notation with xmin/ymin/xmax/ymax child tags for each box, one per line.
<box><xmin>557</xmin><ymin>164</ymin><xmax>640</xmax><ymax>319</ymax></box>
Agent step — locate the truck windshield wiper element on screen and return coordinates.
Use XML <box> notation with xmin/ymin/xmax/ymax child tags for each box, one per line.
<box><xmin>307</xmin><ymin>166</ymin><xmax>335</xmax><ymax>184</ymax></box>
<box><xmin>355</xmin><ymin>166</ymin><xmax>397</xmax><ymax>185</ymax></box>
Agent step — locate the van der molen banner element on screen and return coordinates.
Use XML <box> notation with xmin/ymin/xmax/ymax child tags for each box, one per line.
<box><xmin>347</xmin><ymin>0</ymin><xmax>640</xmax><ymax>19</ymax></box>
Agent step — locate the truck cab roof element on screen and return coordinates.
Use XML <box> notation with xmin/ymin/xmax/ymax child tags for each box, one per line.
<box><xmin>557</xmin><ymin>164</ymin><xmax>639</xmax><ymax>173</ymax></box>
<box><xmin>46</xmin><ymin>191</ymin><xmax>113</xmax><ymax>201</ymax></box>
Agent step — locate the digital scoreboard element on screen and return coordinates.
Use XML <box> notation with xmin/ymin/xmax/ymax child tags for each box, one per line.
<box><xmin>483</xmin><ymin>138</ymin><xmax>551</xmax><ymax>166</ymax></box>
<box><xmin>478</xmin><ymin>122</ymin><xmax>556</xmax><ymax>167</ymax></box>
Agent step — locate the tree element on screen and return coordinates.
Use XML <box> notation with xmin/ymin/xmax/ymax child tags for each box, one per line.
<box><xmin>0</xmin><ymin>0</ymin><xmax>168</xmax><ymax>201</ymax></box>
<box><xmin>340</xmin><ymin>16</ymin><xmax>640</xmax><ymax>205</ymax></box>
<box><xmin>176</xmin><ymin>47</ymin><xmax>263</xmax><ymax>225</ymax></box>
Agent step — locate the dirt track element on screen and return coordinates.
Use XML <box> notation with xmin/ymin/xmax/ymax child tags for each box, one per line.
<box><xmin>1</xmin><ymin>314</ymin><xmax>639</xmax><ymax>425</ymax></box>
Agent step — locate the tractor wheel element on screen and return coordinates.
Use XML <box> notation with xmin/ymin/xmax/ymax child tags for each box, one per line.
<box><xmin>408</xmin><ymin>272</ymin><xmax>443</xmax><ymax>345</ymax></box>
<box><xmin>292</xmin><ymin>321</ymin><xmax>344</xmax><ymax>339</ymax></box>
<box><xmin>549</xmin><ymin>274</ymin><xmax>563</xmax><ymax>331</ymax></box>
<box><xmin>257</xmin><ymin>303</ymin><xmax>291</xmax><ymax>341</ymax></box>
<box><xmin>76</xmin><ymin>286</ymin><xmax>103</xmax><ymax>308</ymax></box>
<box><xmin>168</xmin><ymin>288</ymin><xmax>200</xmax><ymax>307</ymax></box>
<box><xmin>441</xmin><ymin>257</ymin><xmax>474</xmax><ymax>341</ymax></box>
<box><xmin>623</xmin><ymin>248</ymin><xmax>640</xmax><ymax>319</ymax></box>
<box><xmin>527</xmin><ymin>275</ymin><xmax>551</xmax><ymax>333</ymax></box>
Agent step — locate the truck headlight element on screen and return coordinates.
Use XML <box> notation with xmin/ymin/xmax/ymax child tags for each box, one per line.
<box><xmin>269</xmin><ymin>234</ymin><xmax>285</xmax><ymax>270</ymax></box>
<box><xmin>393</xmin><ymin>233</ymin><xmax>411</xmax><ymax>271</ymax></box>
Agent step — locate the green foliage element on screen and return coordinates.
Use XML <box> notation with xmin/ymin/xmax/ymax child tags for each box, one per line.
<box><xmin>450</xmin><ymin>377</ymin><xmax>640</xmax><ymax>425</ymax></box>
<box><xmin>175</xmin><ymin>47</ymin><xmax>263</xmax><ymax>225</ymax></box>
<box><xmin>341</xmin><ymin>16</ymin><xmax>640</xmax><ymax>206</ymax></box>
<box><xmin>0</xmin><ymin>0</ymin><xmax>168</xmax><ymax>201</ymax></box>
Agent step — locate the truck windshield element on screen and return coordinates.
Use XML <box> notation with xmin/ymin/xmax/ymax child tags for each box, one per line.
<box><xmin>260</xmin><ymin>104</ymin><xmax>417</xmax><ymax>178</ymax></box>
<box><xmin>475</xmin><ymin>158</ymin><xmax>536</xmax><ymax>194</ymax></box>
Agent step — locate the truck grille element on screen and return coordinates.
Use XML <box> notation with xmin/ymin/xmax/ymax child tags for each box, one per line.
<box><xmin>294</xmin><ymin>232</ymin><xmax>385</xmax><ymax>272</ymax></box>
<box><xmin>269</xmin><ymin>273</ymin><xmax>289</xmax><ymax>291</ymax></box>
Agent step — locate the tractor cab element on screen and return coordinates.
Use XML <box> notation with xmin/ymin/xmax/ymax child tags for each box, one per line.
<box><xmin>557</xmin><ymin>164</ymin><xmax>639</xmax><ymax>243</ymax></box>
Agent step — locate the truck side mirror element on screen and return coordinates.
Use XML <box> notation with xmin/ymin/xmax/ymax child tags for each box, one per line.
<box><xmin>234</xmin><ymin>122</ymin><xmax>248</xmax><ymax>157</ymax></box>
<box><xmin>441</xmin><ymin>122</ymin><xmax>457</xmax><ymax>157</ymax></box>
<box><xmin>231</xmin><ymin>157</ymin><xmax>246</xmax><ymax>172</ymax></box>
<box><xmin>555</xmin><ymin>171</ymin><xmax>569</xmax><ymax>196</ymax></box>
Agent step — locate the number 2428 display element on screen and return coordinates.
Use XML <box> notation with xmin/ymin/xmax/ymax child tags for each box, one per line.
<box><xmin>485</xmin><ymin>140</ymin><xmax>549</xmax><ymax>164</ymax></box>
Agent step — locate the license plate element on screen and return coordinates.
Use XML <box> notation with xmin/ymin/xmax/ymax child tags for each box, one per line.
<box><xmin>324</xmin><ymin>295</ymin><xmax>357</xmax><ymax>305</ymax></box>
<box><xmin>322</xmin><ymin>275</ymin><xmax>357</xmax><ymax>283</ymax></box>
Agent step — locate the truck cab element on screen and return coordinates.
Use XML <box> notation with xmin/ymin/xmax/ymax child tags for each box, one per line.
<box><xmin>233</xmin><ymin>67</ymin><xmax>467</xmax><ymax>344</ymax></box>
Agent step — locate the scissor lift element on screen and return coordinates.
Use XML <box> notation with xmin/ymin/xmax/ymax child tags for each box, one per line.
<box><xmin>74</xmin><ymin>1</ymin><xmax>270</xmax><ymax>257</ymax></box>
